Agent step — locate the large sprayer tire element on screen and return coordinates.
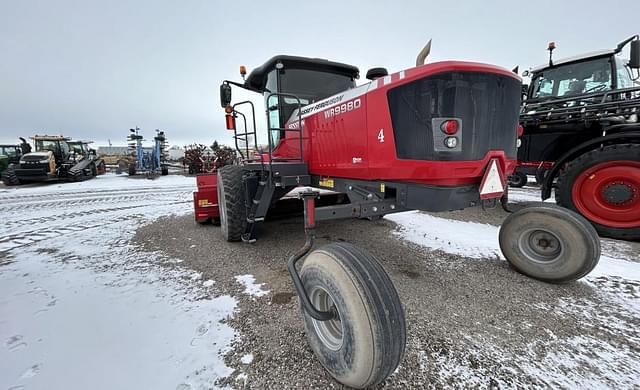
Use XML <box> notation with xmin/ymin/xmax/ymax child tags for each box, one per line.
<box><xmin>556</xmin><ymin>144</ymin><xmax>640</xmax><ymax>240</ymax></box>
<box><xmin>1</xmin><ymin>166</ymin><xmax>20</xmax><ymax>186</ymax></box>
<box><xmin>499</xmin><ymin>204</ymin><xmax>600</xmax><ymax>283</ymax></box>
<box><xmin>216</xmin><ymin>165</ymin><xmax>246</xmax><ymax>241</ymax></box>
<box><xmin>300</xmin><ymin>243</ymin><xmax>406</xmax><ymax>388</ymax></box>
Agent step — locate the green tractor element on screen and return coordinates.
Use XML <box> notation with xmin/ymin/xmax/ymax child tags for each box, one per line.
<box><xmin>0</xmin><ymin>139</ymin><xmax>27</xmax><ymax>185</ymax></box>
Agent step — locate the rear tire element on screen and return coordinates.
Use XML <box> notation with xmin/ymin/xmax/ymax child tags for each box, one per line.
<box><xmin>499</xmin><ymin>204</ymin><xmax>600</xmax><ymax>283</ymax></box>
<box><xmin>90</xmin><ymin>163</ymin><xmax>97</xmax><ymax>177</ymax></box>
<box><xmin>161</xmin><ymin>166</ymin><xmax>169</xmax><ymax>176</ymax></box>
<box><xmin>217</xmin><ymin>165</ymin><xmax>246</xmax><ymax>241</ymax></box>
<box><xmin>300</xmin><ymin>243</ymin><xmax>406</xmax><ymax>388</ymax></box>
<box><xmin>128</xmin><ymin>164</ymin><xmax>136</xmax><ymax>176</ymax></box>
<box><xmin>556</xmin><ymin>144</ymin><xmax>640</xmax><ymax>240</ymax></box>
<box><xmin>508</xmin><ymin>171</ymin><xmax>528</xmax><ymax>188</ymax></box>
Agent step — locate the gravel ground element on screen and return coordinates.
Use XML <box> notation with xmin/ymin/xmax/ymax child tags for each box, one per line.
<box><xmin>134</xmin><ymin>199</ymin><xmax>640</xmax><ymax>389</ymax></box>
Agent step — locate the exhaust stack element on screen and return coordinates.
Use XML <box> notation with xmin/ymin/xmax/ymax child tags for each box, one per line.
<box><xmin>415</xmin><ymin>39</ymin><xmax>432</xmax><ymax>66</ymax></box>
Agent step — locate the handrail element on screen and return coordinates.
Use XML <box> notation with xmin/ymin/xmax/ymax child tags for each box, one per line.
<box><xmin>521</xmin><ymin>86</ymin><xmax>640</xmax><ymax>125</ymax></box>
<box><xmin>265</xmin><ymin>92</ymin><xmax>304</xmax><ymax>177</ymax></box>
<box><xmin>230</xmin><ymin>101</ymin><xmax>258</xmax><ymax>162</ymax></box>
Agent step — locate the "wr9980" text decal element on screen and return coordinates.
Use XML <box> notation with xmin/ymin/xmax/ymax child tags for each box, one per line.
<box><xmin>324</xmin><ymin>98</ymin><xmax>362</xmax><ymax>119</ymax></box>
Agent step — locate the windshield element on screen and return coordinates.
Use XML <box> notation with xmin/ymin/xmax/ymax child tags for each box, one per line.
<box><xmin>264</xmin><ymin>68</ymin><xmax>355</xmax><ymax>145</ymax></box>
<box><xmin>69</xmin><ymin>143</ymin><xmax>85</xmax><ymax>154</ymax></box>
<box><xmin>530</xmin><ymin>57</ymin><xmax>612</xmax><ymax>99</ymax></box>
<box><xmin>35</xmin><ymin>140</ymin><xmax>69</xmax><ymax>157</ymax></box>
<box><xmin>0</xmin><ymin>146</ymin><xmax>18</xmax><ymax>157</ymax></box>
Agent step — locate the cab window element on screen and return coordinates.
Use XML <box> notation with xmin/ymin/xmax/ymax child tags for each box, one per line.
<box><xmin>531</xmin><ymin>57</ymin><xmax>612</xmax><ymax>98</ymax></box>
<box><xmin>615</xmin><ymin>57</ymin><xmax>634</xmax><ymax>89</ymax></box>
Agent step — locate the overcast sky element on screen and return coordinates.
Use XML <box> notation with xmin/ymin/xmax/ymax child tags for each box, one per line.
<box><xmin>1</xmin><ymin>0</ymin><xmax>639</xmax><ymax>147</ymax></box>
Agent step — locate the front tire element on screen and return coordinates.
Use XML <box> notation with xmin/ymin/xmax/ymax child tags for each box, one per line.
<box><xmin>300</xmin><ymin>243</ymin><xmax>406</xmax><ymax>388</ymax></box>
<box><xmin>499</xmin><ymin>204</ymin><xmax>600</xmax><ymax>283</ymax></box>
<box><xmin>556</xmin><ymin>144</ymin><xmax>640</xmax><ymax>240</ymax></box>
<box><xmin>508</xmin><ymin>171</ymin><xmax>528</xmax><ymax>188</ymax></box>
<box><xmin>217</xmin><ymin>165</ymin><xmax>246</xmax><ymax>241</ymax></box>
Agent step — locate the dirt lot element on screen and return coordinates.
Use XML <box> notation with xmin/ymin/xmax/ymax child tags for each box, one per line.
<box><xmin>134</xmin><ymin>189</ymin><xmax>640</xmax><ymax>389</ymax></box>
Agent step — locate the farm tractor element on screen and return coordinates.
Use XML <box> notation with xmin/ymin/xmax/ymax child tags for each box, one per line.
<box><xmin>209</xmin><ymin>41</ymin><xmax>603</xmax><ymax>388</ymax></box>
<box><xmin>67</xmin><ymin>140</ymin><xmax>106</xmax><ymax>175</ymax></box>
<box><xmin>512</xmin><ymin>35</ymin><xmax>640</xmax><ymax>240</ymax></box>
<box><xmin>125</xmin><ymin>127</ymin><xmax>169</xmax><ymax>177</ymax></box>
<box><xmin>2</xmin><ymin>135</ymin><xmax>101</xmax><ymax>185</ymax></box>
<box><xmin>0</xmin><ymin>143</ymin><xmax>22</xmax><ymax>177</ymax></box>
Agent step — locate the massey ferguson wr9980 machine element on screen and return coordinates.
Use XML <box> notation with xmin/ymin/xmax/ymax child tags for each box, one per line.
<box><xmin>215</xmin><ymin>42</ymin><xmax>602</xmax><ymax>388</ymax></box>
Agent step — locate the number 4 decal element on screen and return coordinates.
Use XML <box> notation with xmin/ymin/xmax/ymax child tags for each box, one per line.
<box><xmin>377</xmin><ymin>129</ymin><xmax>384</xmax><ymax>143</ymax></box>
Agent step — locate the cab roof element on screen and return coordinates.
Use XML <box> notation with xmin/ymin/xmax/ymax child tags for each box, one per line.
<box><xmin>67</xmin><ymin>140</ymin><xmax>94</xmax><ymax>144</ymax></box>
<box><xmin>244</xmin><ymin>55</ymin><xmax>360</xmax><ymax>92</ymax></box>
<box><xmin>531</xmin><ymin>49</ymin><xmax>615</xmax><ymax>73</ymax></box>
<box><xmin>31</xmin><ymin>135</ymin><xmax>70</xmax><ymax>141</ymax></box>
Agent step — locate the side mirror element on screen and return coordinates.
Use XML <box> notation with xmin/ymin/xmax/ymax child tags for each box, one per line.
<box><xmin>629</xmin><ymin>39</ymin><xmax>640</xmax><ymax>69</ymax></box>
<box><xmin>522</xmin><ymin>69</ymin><xmax>530</xmax><ymax>78</ymax></box>
<box><xmin>220</xmin><ymin>83</ymin><xmax>232</xmax><ymax>108</ymax></box>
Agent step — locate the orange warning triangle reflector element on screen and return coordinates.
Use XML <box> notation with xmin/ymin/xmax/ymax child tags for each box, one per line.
<box><xmin>479</xmin><ymin>159</ymin><xmax>506</xmax><ymax>200</ymax></box>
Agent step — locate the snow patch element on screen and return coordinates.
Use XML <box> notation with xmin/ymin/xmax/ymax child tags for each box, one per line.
<box><xmin>240</xmin><ymin>353</ymin><xmax>254</xmax><ymax>364</ymax></box>
<box><xmin>235</xmin><ymin>274</ymin><xmax>269</xmax><ymax>297</ymax></box>
<box><xmin>0</xmin><ymin>173</ymin><xmax>238</xmax><ymax>390</ymax></box>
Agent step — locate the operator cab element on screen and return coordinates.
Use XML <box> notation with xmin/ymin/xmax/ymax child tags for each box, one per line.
<box><xmin>0</xmin><ymin>145</ymin><xmax>20</xmax><ymax>158</ymax></box>
<box><xmin>243</xmin><ymin>55</ymin><xmax>359</xmax><ymax>143</ymax></box>
<box><xmin>33</xmin><ymin>136</ymin><xmax>71</xmax><ymax>162</ymax></box>
<box><xmin>525</xmin><ymin>36</ymin><xmax>640</xmax><ymax>102</ymax></box>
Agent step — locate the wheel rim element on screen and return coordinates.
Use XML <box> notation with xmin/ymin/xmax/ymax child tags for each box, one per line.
<box><xmin>571</xmin><ymin>160</ymin><xmax>640</xmax><ymax>228</ymax></box>
<box><xmin>517</xmin><ymin>228</ymin><xmax>563</xmax><ymax>263</ymax></box>
<box><xmin>309</xmin><ymin>286</ymin><xmax>343</xmax><ymax>351</ymax></box>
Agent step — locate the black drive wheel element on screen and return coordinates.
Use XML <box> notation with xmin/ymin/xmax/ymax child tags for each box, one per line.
<box><xmin>128</xmin><ymin>164</ymin><xmax>136</xmax><ymax>176</ymax></box>
<box><xmin>508</xmin><ymin>171</ymin><xmax>528</xmax><ymax>188</ymax></box>
<box><xmin>1</xmin><ymin>166</ymin><xmax>20</xmax><ymax>185</ymax></box>
<box><xmin>300</xmin><ymin>243</ymin><xmax>406</xmax><ymax>388</ymax></box>
<box><xmin>556</xmin><ymin>144</ymin><xmax>640</xmax><ymax>240</ymax></box>
<box><xmin>216</xmin><ymin>165</ymin><xmax>246</xmax><ymax>241</ymax></box>
<box><xmin>161</xmin><ymin>166</ymin><xmax>169</xmax><ymax>176</ymax></box>
<box><xmin>90</xmin><ymin>163</ymin><xmax>97</xmax><ymax>177</ymax></box>
<box><xmin>499</xmin><ymin>204</ymin><xmax>600</xmax><ymax>283</ymax></box>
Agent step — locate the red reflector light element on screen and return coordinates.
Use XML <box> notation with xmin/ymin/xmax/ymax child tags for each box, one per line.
<box><xmin>516</xmin><ymin>125</ymin><xmax>524</xmax><ymax>137</ymax></box>
<box><xmin>441</xmin><ymin>120</ymin><xmax>459</xmax><ymax>135</ymax></box>
<box><xmin>225</xmin><ymin>114</ymin><xmax>235</xmax><ymax>130</ymax></box>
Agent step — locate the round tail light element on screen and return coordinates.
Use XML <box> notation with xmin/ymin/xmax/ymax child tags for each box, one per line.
<box><xmin>441</xmin><ymin>120</ymin><xmax>459</xmax><ymax>135</ymax></box>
